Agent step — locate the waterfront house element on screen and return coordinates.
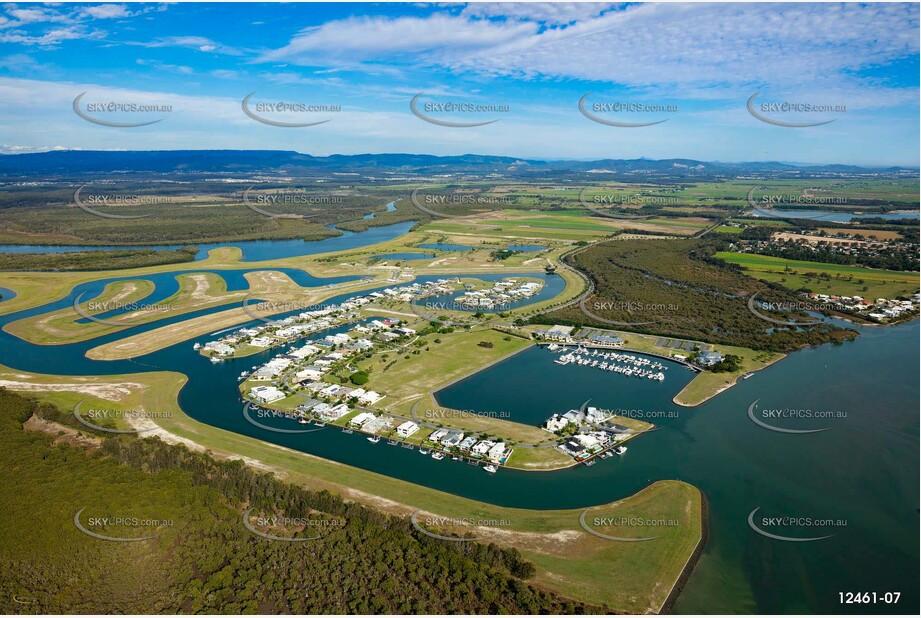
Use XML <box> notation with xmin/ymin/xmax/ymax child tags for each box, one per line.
<box><xmin>472</xmin><ymin>440</ymin><xmax>495</xmax><ymax>457</ymax></box>
<box><xmin>250</xmin><ymin>368</ymin><xmax>275</xmax><ymax>381</ymax></box>
<box><xmin>588</xmin><ymin>334</ymin><xmax>625</xmax><ymax>347</ymax></box>
<box><xmin>396</xmin><ymin>421</ymin><xmax>419</xmax><ymax>438</ymax></box>
<box><xmin>363</xmin><ymin>416</ymin><xmax>394</xmax><ymax>433</ymax></box>
<box><xmin>544</xmin><ymin>414</ymin><xmax>570</xmax><ymax>432</ymax></box>
<box><xmin>441</xmin><ymin>430</ymin><xmax>465</xmax><ymax>447</ymax></box>
<box><xmin>203</xmin><ymin>341</ymin><xmax>234</xmax><ymax>356</ymax></box>
<box><xmin>428</xmin><ymin>428</ymin><xmax>448</xmax><ymax>442</ymax></box>
<box><xmin>349</xmin><ymin>411</ymin><xmax>377</xmax><ymax>428</ymax></box>
<box><xmin>487</xmin><ymin>442</ymin><xmax>510</xmax><ymax>463</ymax></box>
<box><xmin>290</xmin><ymin>344</ymin><xmax>321</xmax><ymax>359</ymax></box>
<box><xmin>249</xmin><ymin>385</ymin><xmax>285</xmax><ymax>404</ymax></box>
<box><xmin>560</xmin><ymin>439</ymin><xmax>584</xmax><ymax>457</ymax></box>
<box><xmin>296</xmin><ymin>399</ymin><xmax>320</xmax><ymax>413</ymax></box>
<box><xmin>327</xmin><ymin>403</ymin><xmax>351</xmax><ymax>420</ymax></box>
<box><xmin>458</xmin><ymin>436</ymin><xmax>478</xmax><ymax>451</ymax></box>
<box><xmin>697</xmin><ymin>351</ymin><xmax>724</xmax><ymax>366</ymax></box>
<box><xmin>585</xmin><ymin>406</ymin><xmax>610</xmax><ymax>425</ymax></box>
<box><xmin>536</xmin><ymin>325</ymin><xmax>574</xmax><ymax>342</ymax></box>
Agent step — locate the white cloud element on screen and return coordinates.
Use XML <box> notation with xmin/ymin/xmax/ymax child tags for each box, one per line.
<box><xmin>260</xmin><ymin>3</ymin><xmax>918</xmax><ymax>95</ymax></box>
<box><xmin>460</xmin><ymin>2</ymin><xmax>614</xmax><ymax>25</ymax></box>
<box><xmin>82</xmin><ymin>5</ymin><xmax>130</xmax><ymax>20</ymax></box>
<box><xmin>5</xmin><ymin>7</ymin><xmax>65</xmax><ymax>25</ymax></box>
<box><xmin>137</xmin><ymin>35</ymin><xmax>241</xmax><ymax>55</ymax></box>
<box><xmin>258</xmin><ymin>14</ymin><xmax>537</xmax><ymax>64</ymax></box>
<box><xmin>0</xmin><ymin>26</ymin><xmax>99</xmax><ymax>46</ymax></box>
<box><xmin>0</xmin><ymin>53</ymin><xmax>39</xmax><ymax>71</ymax></box>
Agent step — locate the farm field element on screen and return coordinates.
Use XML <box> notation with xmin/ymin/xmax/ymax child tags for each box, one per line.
<box><xmin>716</xmin><ymin>252</ymin><xmax>920</xmax><ymax>298</ymax></box>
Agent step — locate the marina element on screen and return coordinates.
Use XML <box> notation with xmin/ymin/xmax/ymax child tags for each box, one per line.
<box><xmin>552</xmin><ymin>348</ymin><xmax>668</xmax><ymax>381</ymax></box>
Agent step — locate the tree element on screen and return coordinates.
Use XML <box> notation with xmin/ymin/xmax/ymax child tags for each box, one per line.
<box><xmin>349</xmin><ymin>371</ymin><xmax>369</xmax><ymax>385</ymax></box>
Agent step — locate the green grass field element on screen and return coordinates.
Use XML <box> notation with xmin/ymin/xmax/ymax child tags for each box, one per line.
<box><xmin>716</xmin><ymin>252</ymin><xmax>919</xmax><ymax>298</ymax></box>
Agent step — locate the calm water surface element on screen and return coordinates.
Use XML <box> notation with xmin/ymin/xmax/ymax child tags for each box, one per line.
<box><xmin>0</xmin><ymin>223</ymin><xmax>916</xmax><ymax>614</ymax></box>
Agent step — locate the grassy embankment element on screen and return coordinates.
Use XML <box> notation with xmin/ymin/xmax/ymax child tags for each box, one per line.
<box><xmin>4</xmin><ymin>272</ymin><xmax>238</xmax><ymax>345</ymax></box>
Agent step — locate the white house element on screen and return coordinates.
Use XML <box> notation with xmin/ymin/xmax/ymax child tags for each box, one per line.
<box><xmin>249</xmin><ymin>385</ymin><xmax>285</xmax><ymax>404</ymax></box>
<box><xmin>357</xmin><ymin>391</ymin><xmax>382</xmax><ymax>405</ymax></box>
<box><xmin>349</xmin><ymin>411</ymin><xmax>377</xmax><ymax>427</ymax></box>
<box><xmin>472</xmin><ymin>440</ymin><xmax>495</xmax><ymax>456</ymax></box>
<box><xmin>487</xmin><ymin>442</ymin><xmax>509</xmax><ymax>463</ymax></box>
<box><xmin>396</xmin><ymin>421</ymin><xmax>419</xmax><ymax>438</ymax></box>
<box><xmin>327</xmin><ymin>403</ymin><xmax>351</xmax><ymax>420</ymax></box>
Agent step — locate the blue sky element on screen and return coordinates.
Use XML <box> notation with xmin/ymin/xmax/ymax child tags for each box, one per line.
<box><xmin>0</xmin><ymin>2</ymin><xmax>918</xmax><ymax>165</ymax></box>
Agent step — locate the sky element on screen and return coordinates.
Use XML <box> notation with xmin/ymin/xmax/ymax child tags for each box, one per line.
<box><xmin>0</xmin><ymin>2</ymin><xmax>918</xmax><ymax>166</ymax></box>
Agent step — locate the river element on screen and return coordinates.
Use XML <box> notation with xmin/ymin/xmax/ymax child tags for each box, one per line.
<box><xmin>0</xmin><ymin>221</ymin><xmax>916</xmax><ymax>614</ymax></box>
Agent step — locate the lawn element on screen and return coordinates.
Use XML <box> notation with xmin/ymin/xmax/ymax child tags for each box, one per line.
<box><xmin>716</xmin><ymin>251</ymin><xmax>919</xmax><ymax>298</ymax></box>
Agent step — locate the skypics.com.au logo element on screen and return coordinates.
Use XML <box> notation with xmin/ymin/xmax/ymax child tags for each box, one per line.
<box><xmin>241</xmin><ymin>92</ymin><xmax>340</xmax><ymax>127</ymax></box>
<box><xmin>243</xmin><ymin>508</ymin><xmax>345</xmax><ymax>542</ymax></box>
<box><xmin>579</xmin><ymin>93</ymin><xmax>677</xmax><ymax>127</ymax></box>
<box><xmin>410</xmin><ymin>93</ymin><xmax>509</xmax><ymax>127</ymax></box>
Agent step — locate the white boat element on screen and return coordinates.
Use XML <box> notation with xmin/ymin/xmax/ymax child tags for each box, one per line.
<box><xmin>614</xmin><ymin>445</ymin><xmax>627</xmax><ymax>455</ymax></box>
<box><xmin>210</xmin><ymin>357</ymin><xmax>222</xmax><ymax>363</ymax></box>
<box><xmin>298</xmin><ymin>418</ymin><xmax>309</xmax><ymax>425</ymax></box>
<box><xmin>367</xmin><ymin>435</ymin><xmax>381</xmax><ymax>443</ymax></box>
<box><xmin>431</xmin><ymin>452</ymin><xmax>445</xmax><ymax>460</ymax></box>
<box><xmin>193</xmin><ymin>343</ymin><xmax>201</xmax><ymax>350</ymax></box>
<box><xmin>483</xmin><ymin>464</ymin><xmax>498</xmax><ymax>473</ymax></box>
<box><xmin>419</xmin><ymin>448</ymin><xmax>430</xmax><ymax>455</ymax></box>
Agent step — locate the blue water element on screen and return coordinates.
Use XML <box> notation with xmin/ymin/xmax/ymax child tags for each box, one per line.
<box><xmin>418</xmin><ymin>243</ymin><xmax>472</xmax><ymax>252</ymax></box>
<box><xmin>371</xmin><ymin>253</ymin><xmax>435</xmax><ymax>261</ymax></box>
<box><xmin>73</xmin><ymin>268</ymin><xmax>356</xmax><ymax>323</ymax></box>
<box><xmin>506</xmin><ymin>244</ymin><xmax>546</xmax><ymax>252</ymax></box>
<box><xmin>0</xmin><ymin>219</ymin><xmax>916</xmax><ymax>614</ymax></box>
<box><xmin>0</xmin><ymin>286</ymin><xmax>14</xmax><ymax>303</ymax></box>
<box><xmin>751</xmin><ymin>208</ymin><xmax>919</xmax><ymax>223</ymax></box>
<box><xmin>363</xmin><ymin>200</ymin><xmax>398</xmax><ymax>220</ymax></box>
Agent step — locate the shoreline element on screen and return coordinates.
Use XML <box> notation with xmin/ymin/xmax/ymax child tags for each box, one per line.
<box><xmin>672</xmin><ymin>352</ymin><xmax>788</xmax><ymax>408</ymax></box>
<box><xmin>658</xmin><ymin>487</ymin><xmax>709</xmax><ymax>615</ymax></box>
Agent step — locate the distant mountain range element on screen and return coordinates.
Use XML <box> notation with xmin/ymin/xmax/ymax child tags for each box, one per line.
<box><xmin>0</xmin><ymin>150</ymin><xmax>914</xmax><ymax>178</ymax></box>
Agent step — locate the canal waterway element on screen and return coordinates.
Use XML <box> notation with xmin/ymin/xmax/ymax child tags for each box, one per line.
<box><xmin>0</xmin><ymin>222</ymin><xmax>916</xmax><ymax>614</ymax></box>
